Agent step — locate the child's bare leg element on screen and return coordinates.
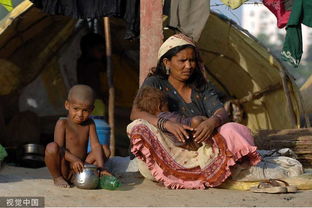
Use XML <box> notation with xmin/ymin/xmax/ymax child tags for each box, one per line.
<box><xmin>44</xmin><ymin>142</ymin><xmax>70</xmax><ymax>188</ymax></box>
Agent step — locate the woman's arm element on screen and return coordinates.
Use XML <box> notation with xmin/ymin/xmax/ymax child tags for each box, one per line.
<box><xmin>130</xmin><ymin>103</ymin><xmax>192</xmax><ymax>143</ymax></box>
<box><xmin>193</xmin><ymin>107</ymin><xmax>228</xmax><ymax>143</ymax></box>
<box><xmin>211</xmin><ymin>107</ymin><xmax>228</xmax><ymax>127</ymax></box>
<box><xmin>130</xmin><ymin>103</ymin><xmax>159</xmax><ymax>126</ymax></box>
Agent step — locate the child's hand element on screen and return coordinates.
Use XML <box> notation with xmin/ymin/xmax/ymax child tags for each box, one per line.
<box><xmin>72</xmin><ymin>160</ymin><xmax>84</xmax><ymax>173</ymax></box>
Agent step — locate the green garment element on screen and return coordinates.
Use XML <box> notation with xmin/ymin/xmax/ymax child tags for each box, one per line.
<box><xmin>141</xmin><ymin>75</ymin><xmax>224</xmax><ymax>118</ymax></box>
<box><xmin>281</xmin><ymin>0</ymin><xmax>312</xmax><ymax>67</ymax></box>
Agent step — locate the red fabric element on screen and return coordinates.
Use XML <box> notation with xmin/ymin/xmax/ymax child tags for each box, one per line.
<box><xmin>263</xmin><ymin>0</ymin><xmax>291</xmax><ymax>28</ymax></box>
<box><xmin>129</xmin><ymin>122</ymin><xmax>262</xmax><ymax>189</ymax></box>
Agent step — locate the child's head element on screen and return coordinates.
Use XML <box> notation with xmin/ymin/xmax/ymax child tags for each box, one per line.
<box><xmin>65</xmin><ymin>85</ymin><xmax>95</xmax><ymax>124</ymax></box>
<box><xmin>134</xmin><ymin>86</ymin><xmax>169</xmax><ymax>115</ymax></box>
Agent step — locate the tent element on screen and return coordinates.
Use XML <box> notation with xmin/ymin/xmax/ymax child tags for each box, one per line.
<box><xmin>0</xmin><ymin>0</ymin><xmax>305</xmax><ymax>140</ymax></box>
<box><xmin>300</xmin><ymin>75</ymin><xmax>312</xmax><ymax>115</ymax></box>
<box><xmin>195</xmin><ymin>13</ymin><xmax>304</xmax><ymax>131</ymax></box>
<box><xmin>0</xmin><ymin>1</ymin><xmax>138</xmax><ymax>153</ymax></box>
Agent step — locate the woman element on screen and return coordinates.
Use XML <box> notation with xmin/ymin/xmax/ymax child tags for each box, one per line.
<box><xmin>127</xmin><ymin>34</ymin><xmax>261</xmax><ymax>189</ymax></box>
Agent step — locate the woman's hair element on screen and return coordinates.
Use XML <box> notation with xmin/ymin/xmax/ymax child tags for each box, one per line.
<box><xmin>148</xmin><ymin>44</ymin><xmax>207</xmax><ymax>91</ymax></box>
<box><xmin>134</xmin><ymin>86</ymin><xmax>168</xmax><ymax>115</ymax></box>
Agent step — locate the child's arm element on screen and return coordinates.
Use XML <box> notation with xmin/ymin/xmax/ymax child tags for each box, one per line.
<box><xmin>89</xmin><ymin>121</ymin><xmax>107</xmax><ymax>173</ymax></box>
<box><xmin>54</xmin><ymin>119</ymin><xmax>84</xmax><ymax>173</ymax></box>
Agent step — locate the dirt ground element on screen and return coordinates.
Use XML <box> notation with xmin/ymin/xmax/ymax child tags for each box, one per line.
<box><xmin>1</xmin><ymin>165</ymin><xmax>312</xmax><ymax>207</ymax></box>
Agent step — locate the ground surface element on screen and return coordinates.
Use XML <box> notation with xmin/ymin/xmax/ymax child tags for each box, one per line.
<box><xmin>0</xmin><ymin>165</ymin><xmax>312</xmax><ymax>207</ymax></box>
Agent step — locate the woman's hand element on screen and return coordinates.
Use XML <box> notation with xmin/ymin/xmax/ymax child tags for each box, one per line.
<box><xmin>72</xmin><ymin>159</ymin><xmax>84</xmax><ymax>173</ymax></box>
<box><xmin>164</xmin><ymin>120</ymin><xmax>193</xmax><ymax>143</ymax></box>
<box><xmin>193</xmin><ymin>118</ymin><xmax>218</xmax><ymax>143</ymax></box>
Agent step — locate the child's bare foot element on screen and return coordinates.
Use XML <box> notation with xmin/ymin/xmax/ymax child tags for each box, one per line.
<box><xmin>53</xmin><ymin>176</ymin><xmax>70</xmax><ymax>188</ymax></box>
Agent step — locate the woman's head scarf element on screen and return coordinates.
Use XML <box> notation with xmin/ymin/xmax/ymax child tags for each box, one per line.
<box><xmin>157</xmin><ymin>34</ymin><xmax>195</xmax><ymax>61</ymax></box>
<box><xmin>157</xmin><ymin>33</ymin><xmax>206</xmax><ymax>75</ymax></box>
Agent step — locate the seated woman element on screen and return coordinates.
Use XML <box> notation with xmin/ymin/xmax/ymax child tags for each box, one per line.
<box><xmin>127</xmin><ymin>34</ymin><xmax>261</xmax><ymax>189</ymax></box>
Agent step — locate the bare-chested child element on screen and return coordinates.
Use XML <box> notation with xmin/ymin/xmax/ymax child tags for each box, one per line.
<box><xmin>134</xmin><ymin>86</ymin><xmax>208</xmax><ymax>150</ymax></box>
<box><xmin>45</xmin><ymin>84</ymin><xmax>111</xmax><ymax>188</ymax></box>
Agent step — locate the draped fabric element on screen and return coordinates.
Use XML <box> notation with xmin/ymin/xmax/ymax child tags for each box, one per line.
<box><xmin>220</xmin><ymin>0</ymin><xmax>248</xmax><ymax>10</ymax></box>
<box><xmin>263</xmin><ymin>0</ymin><xmax>292</xmax><ymax>29</ymax></box>
<box><xmin>29</xmin><ymin>0</ymin><xmax>122</xmax><ymax>19</ymax></box>
<box><xmin>169</xmin><ymin>0</ymin><xmax>210</xmax><ymax>41</ymax></box>
<box><xmin>281</xmin><ymin>0</ymin><xmax>312</xmax><ymax>67</ymax></box>
<box><xmin>128</xmin><ymin>119</ymin><xmax>261</xmax><ymax>189</ymax></box>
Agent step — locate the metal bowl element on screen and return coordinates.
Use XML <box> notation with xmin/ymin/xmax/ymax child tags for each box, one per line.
<box><xmin>73</xmin><ymin>164</ymin><xmax>99</xmax><ymax>189</ymax></box>
<box><xmin>23</xmin><ymin>144</ymin><xmax>44</xmax><ymax>155</ymax></box>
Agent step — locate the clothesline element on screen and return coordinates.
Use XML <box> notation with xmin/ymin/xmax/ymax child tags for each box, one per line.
<box><xmin>210</xmin><ymin>2</ymin><xmax>263</xmax><ymax>8</ymax></box>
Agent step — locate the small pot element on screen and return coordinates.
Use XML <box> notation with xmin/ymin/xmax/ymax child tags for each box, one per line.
<box><xmin>73</xmin><ymin>164</ymin><xmax>99</xmax><ymax>189</ymax></box>
<box><xmin>23</xmin><ymin>144</ymin><xmax>44</xmax><ymax>155</ymax></box>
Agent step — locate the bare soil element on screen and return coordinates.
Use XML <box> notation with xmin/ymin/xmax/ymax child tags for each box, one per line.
<box><xmin>1</xmin><ymin>165</ymin><xmax>312</xmax><ymax>207</ymax></box>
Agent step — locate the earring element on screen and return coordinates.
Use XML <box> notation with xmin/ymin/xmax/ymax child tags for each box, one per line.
<box><xmin>166</xmin><ymin>67</ymin><xmax>170</xmax><ymax>75</ymax></box>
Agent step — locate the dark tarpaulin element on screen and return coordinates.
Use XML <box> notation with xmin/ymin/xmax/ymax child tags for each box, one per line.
<box><xmin>30</xmin><ymin>0</ymin><xmax>140</xmax><ymax>39</ymax></box>
<box><xmin>29</xmin><ymin>0</ymin><xmax>122</xmax><ymax>19</ymax></box>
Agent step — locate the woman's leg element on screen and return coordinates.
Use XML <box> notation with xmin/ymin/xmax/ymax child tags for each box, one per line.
<box><xmin>217</xmin><ymin>122</ymin><xmax>261</xmax><ymax>165</ymax></box>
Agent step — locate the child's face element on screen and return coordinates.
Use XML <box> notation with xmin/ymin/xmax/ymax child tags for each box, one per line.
<box><xmin>65</xmin><ymin>100</ymin><xmax>94</xmax><ymax>124</ymax></box>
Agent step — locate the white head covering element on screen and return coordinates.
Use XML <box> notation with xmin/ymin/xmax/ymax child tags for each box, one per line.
<box><xmin>157</xmin><ymin>33</ymin><xmax>195</xmax><ymax>61</ymax></box>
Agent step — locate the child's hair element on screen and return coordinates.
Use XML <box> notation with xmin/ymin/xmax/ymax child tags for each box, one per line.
<box><xmin>134</xmin><ymin>86</ymin><xmax>168</xmax><ymax>115</ymax></box>
<box><xmin>68</xmin><ymin>84</ymin><xmax>95</xmax><ymax>105</ymax></box>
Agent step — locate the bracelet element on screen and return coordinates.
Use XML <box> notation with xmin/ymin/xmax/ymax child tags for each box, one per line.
<box><xmin>211</xmin><ymin>114</ymin><xmax>222</xmax><ymax>126</ymax></box>
<box><xmin>157</xmin><ymin>117</ymin><xmax>169</xmax><ymax>132</ymax></box>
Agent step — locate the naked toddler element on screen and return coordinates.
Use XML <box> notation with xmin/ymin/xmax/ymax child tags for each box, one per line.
<box><xmin>45</xmin><ymin>84</ymin><xmax>111</xmax><ymax>188</ymax></box>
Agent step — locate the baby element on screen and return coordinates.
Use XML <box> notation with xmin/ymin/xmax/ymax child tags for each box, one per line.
<box><xmin>134</xmin><ymin>86</ymin><xmax>207</xmax><ymax>150</ymax></box>
<box><xmin>45</xmin><ymin>84</ymin><xmax>111</xmax><ymax>188</ymax></box>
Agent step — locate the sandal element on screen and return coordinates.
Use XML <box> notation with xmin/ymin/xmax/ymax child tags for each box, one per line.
<box><xmin>250</xmin><ymin>179</ymin><xmax>298</xmax><ymax>194</ymax></box>
<box><xmin>268</xmin><ymin>179</ymin><xmax>298</xmax><ymax>193</ymax></box>
<box><xmin>250</xmin><ymin>181</ymin><xmax>287</xmax><ymax>194</ymax></box>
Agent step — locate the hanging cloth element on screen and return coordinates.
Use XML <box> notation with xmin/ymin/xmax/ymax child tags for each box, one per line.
<box><xmin>281</xmin><ymin>0</ymin><xmax>312</xmax><ymax>67</ymax></box>
<box><xmin>29</xmin><ymin>0</ymin><xmax>122</xmax><ymax>19</ymax></box>
<box><xmin>122</xmin><ymin>0</ymin><xmax>139</xmax><ymax>40</ymax></box>
<box><xmin>169</xmin><ymin>0</ymin><xmax>210</xmax><ymax>41</ymax></box>
<box><xmin>0</xmin><ymin>0</ymin><xmax>13</xmax><ymax>12</ymax></box>
<box><xmin>220</xmin><ymin>0</ymin><xmax>248</xmax><ymax>10</ymax></box>
<box><xmin>262</xmin><ymin>0</ymin><xmax>293</xmax><ymax>29</ymax></box>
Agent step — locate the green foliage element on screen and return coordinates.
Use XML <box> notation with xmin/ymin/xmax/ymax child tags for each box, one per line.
<box><xmin>0</xmin><ymin>144</ymin><xmax>7</xmax><ymax>161</ymax></box>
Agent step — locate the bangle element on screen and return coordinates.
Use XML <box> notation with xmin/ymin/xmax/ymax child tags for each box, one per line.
<box><xmin>211</xmin><ymin>114</ymin><xmax>222</xmax><ymax>126</ymax></box>
<box><xmin>157</xmin><ymin>117</ymin><xmax>169</xmax><ymax>132</ymax></box>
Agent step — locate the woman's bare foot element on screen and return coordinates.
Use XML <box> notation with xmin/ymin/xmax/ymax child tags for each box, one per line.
<box><xmin>53</xmin><ymin>176</ymin><xmax>70</xmax><ymax>188</ymax></box>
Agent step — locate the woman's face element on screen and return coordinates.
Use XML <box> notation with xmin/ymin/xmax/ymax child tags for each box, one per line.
<box><xmin>163</xmin><ymin>47</ymin><xmax>196</xmax><ymax>82</ymax></box>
